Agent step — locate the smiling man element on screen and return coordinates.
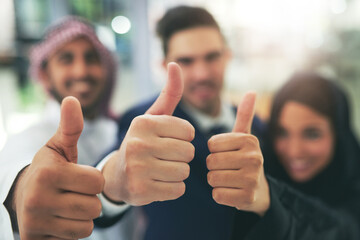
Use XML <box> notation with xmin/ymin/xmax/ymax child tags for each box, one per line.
<box><xmin>98</xmin><ymin>5</ymin><xmax>267</xmax><ymax>240</ymax></box>
<box><xmin>41</xmin><ymin>37</ymin><xmax>107</xmax><ymax>119</ymax></box>
<box><xmin>0</xmin><ymin>16</ymin><xmax>122</xmax><ymax>240</ymax></box>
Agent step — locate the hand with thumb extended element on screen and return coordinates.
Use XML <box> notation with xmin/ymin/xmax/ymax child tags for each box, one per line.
<box><xmin>13</xmin><ymin>97</ymin><xmax>104</xmax><ymax>240</ymax></box>
<box><xmin>206</xmin><ymin>92</ymin><xmax>270</xmax><ymax>216</ymax></box>
<box><xmin>102</xmin><ymin>62</ymin><xmax>195</xmax><ymax>206</ymax></box>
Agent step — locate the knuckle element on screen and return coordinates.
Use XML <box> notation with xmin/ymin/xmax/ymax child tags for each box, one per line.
<box><xmin>185</xmin><ymin>122</ymin><xmax>195</xmax><ymax>141</ymax></box>
<box><xmin>212</xmin><ymin>188</ymin><xmax>222</xmax><ymax>203</ymax></box>
<box><xmin>128</xmin><ymin>179</ymin><xmax>145</xmax><ymax>198</ymax></box>
<box><xmin>243</xmin><ymin>190</ymin><xmax>256</xmax><ymax>205</ymax></box>
<box><xmin>124</xmin><ymin>159</ymin><xmax>143</xmax><ymax>177</ymax></box>
<box><xmin>24</xmin><ymin>192</ymin><xmax>44</xmax><ymax>211</ymax></box>
<box><xmin>186</xmin><ymin>143</ymin><xmax>195</xmax><ymax>161</ymax></box>
<box><xmin>92</xmin><ymin>171</ymin><xmax>105</xmax><ymax>194</ymax></box>
<box><xmin>35</xmin><ymin>166</ymin><xmax>57</xmax><ymax>184</ymax></box>
<box><xmin>92</xmin><ymin>197</ymin><xmax>103</xmax><ymax>218</ymax></box>
<box><xmin>133</xmin><ymin>115</ymin><xmax>155</xmax><ymax>130</ymax></box>
<box><xmin>251</xmin><ymin>154</ymin><xmax>263</xmax><ymax>168</ymax></box>
<box><xmin>207</xmin><ymin>154</ymin><xmax>222</xmax><ymax>170</ymax></box>
<box><xmin>248</xmin><ymin>135</ymin><xmax>260</xmax><ymax>147</ymax></box>
<box><xmin>207</xmin><ymin>138</ymin><xmax>216</xmax><ymax>152</ymax></box>
<box><xmin>131</xmin><ymin>116</ymin><xmax>146</xmax><ymax>129</ymax></box>
<box><xmin>173</xmin><ymin>182</ymin><xmax>186</xmax><ymax>198</ymax></box>
<box><xmin>180</xmin><ymin>164</ymin><xmax>190</xmax><ymax>180</ymax></box>
<box><xmin>207</xmin><ymin>171</ymin><xmax>215</xmax><ymax>186</ymax></box>
<box><xmin>67</xmin><ymin>221</ymin><xmax>94</xmax><ymax>239</ymax></box>
<box><xmin>126</xmin><ymin>138</ymin><xmax>149</xmax><ymax>160</ymax></box>
<box><xmin>246</xmin><ymin>176</ymin><xmax>258</xmax><ymax>189</ymax></box>
<box><xmin>206</xmin><ymin>154</ymin><xmax>215</xmax><ymax>170</ymax></box>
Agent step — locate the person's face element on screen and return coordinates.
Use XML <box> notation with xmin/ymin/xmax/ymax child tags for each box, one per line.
<box><xmin>164</xmin><ymin>27</ymin><xmax>231</xmax><ymax>116</ymax></box>
<box><xmin>41</xmin><ymin>37</ymin><xmax>107</xmax><ymax>117</ymax></box>
<box><xmin>274</xmin><ymin>101</ymin><xmax>335</xmax><ymax>183</ymax></box>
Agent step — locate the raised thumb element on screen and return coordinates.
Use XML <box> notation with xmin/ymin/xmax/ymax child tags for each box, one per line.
<box><xmin>232</xmin><ymin>92</ymin><xmax>256</xmax><ymax>133</ymax></box>
<box><xmin>48</xmin><ymin>96</ymin><xmax>84</xmax><ymax>163</ymax></box>
<box><xmin>146</xmin><ymin>62</ymin><xmax>183</xmax><ymax>115</ymax></box>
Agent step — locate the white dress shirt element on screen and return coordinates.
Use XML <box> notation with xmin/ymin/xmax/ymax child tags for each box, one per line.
<box><xmin>180</xmin><ymin>101</ymin><xmax>236</xmax><ymax>134</ymax></box>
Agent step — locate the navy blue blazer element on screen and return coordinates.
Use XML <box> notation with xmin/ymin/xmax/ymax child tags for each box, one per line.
<box><xmin>114</xmin><ymin>97</ymin><xmax>265</xmax><ymax>240</ymax></box>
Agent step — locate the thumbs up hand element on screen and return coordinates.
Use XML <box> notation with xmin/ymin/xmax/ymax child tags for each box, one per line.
<box><xmin>13</xmin><ymin>97</ymin><xmax>104</xmax><ymax>240</ymax></box>
<box><xmin>102</xmin><ymin>62</ymin><xmax>195</xmax><ymax>206</ymax></box>
<box><xmin>206</xmin><ymin>92</ymin><xmax>270</xmax><ymax>216</ymax></box>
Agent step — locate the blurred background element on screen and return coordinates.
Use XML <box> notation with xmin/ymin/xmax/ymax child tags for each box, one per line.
<box><xmin>1</xmin><ymin>0</ymin><xmax>360</xmax><ymax>151</ymax></box>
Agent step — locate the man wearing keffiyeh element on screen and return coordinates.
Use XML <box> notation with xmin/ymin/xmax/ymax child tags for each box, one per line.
<box><xmin>0</xmin><ymin>16</ymin><xmax>128</xmax><ymax>240</ymax></box>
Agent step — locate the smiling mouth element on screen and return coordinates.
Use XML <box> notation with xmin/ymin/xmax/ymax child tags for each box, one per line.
<box><xmin>288</xmin><ymin>160</ymin><xmax>312</xmax><ymax>173</ymax></box>
<box><xmin>71</xmin><ymin>81</ymin><xmax>94</xmax><ymax>94</ymax></box>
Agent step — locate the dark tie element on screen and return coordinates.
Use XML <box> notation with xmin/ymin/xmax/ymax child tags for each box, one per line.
<box><xmin>207</xmin><ymin>125</ymin><xmax>227</xmax><ymax>139</ymax></box>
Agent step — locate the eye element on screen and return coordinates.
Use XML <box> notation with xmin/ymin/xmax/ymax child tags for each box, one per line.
<box><xmin>276</xmin><ymin>127</ymin><xmax>288</xmax><ymax>139</ymax></box>
<box><xmin>205</xmin><ymin>51</ymin><xmax>221</xmax><ymax>63</ymax></box>
<box><xmin>176</xmin><ymin>57</ymin><xmax>194</xmax><ymax>66</ymax></box>
<box><xmin>57</xmin><ymin>52</ymin><xmax>73</xmax><ymax>65</ymax></box>
<box><xmin>85</xmin><ymin>50</ymin><xmax>100</xmax><ymax>64</ymax></box>
<box><xmin>303</xmin><ymin>128</ymin><xmax>322</xmax><ymax>140</ymax></box>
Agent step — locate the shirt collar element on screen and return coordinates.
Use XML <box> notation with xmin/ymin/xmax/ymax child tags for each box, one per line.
<box><xmin>180</xmin><ymin>100</ymin><xmax>235</xmax><ymax>133</ymax></box>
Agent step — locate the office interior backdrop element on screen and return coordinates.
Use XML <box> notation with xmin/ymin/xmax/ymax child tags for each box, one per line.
<box><xmin>1</xmin><ymin>0</ymin><xmax>360</xmax><ymax>151</ymax></box>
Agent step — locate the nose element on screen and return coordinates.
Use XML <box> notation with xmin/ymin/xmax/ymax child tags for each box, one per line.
<box><xmin>71</xmin><ymin>58</ymin><xmax>88</xmax><ymax>79</ymax></box>
<box><xmin>191</xmin><ymin>61</ymin><xmax>211</xmax><ymax>82</ymax></box>
<box><xmin>286</xmin><ymin>137</ymin><xmax>304</xmax><ymax>159</ymax></box>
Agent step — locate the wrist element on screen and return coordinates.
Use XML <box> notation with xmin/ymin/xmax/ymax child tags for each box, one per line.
<box><xmin>102</xmin><ymin>152</ymin><xmax>125</xmax><ymax>203</ymax></box>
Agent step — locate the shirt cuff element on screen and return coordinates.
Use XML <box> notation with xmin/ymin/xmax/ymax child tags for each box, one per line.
<box><xmin>96</xmin><ymin>151</ymin><xmax>130</xmax><ymax>218</ymax></box>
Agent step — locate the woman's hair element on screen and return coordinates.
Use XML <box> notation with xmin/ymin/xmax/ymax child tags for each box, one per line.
<box><xmin>269</xmin><ymin>72</ymin><xmax>338</xmax><ymax>139</ymax></box>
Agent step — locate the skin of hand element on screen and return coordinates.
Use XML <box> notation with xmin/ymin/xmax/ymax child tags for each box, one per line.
<box><xmin>102</xmin><ymin>62</ymin><xmax>195</xmax><ymax>206</ymax></box>
<box><xmin>206</xmin><ymin>92</ymin><xmax>270</xmax><ymax>216</ymax></box>
<box><xmin>12</xmin><ymin>97</ymin><xmax>104</xmax><ymax>240</ymax></box>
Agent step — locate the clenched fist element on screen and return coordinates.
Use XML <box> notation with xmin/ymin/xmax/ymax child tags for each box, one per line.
<box><xmin>102</xmin><ymin>62</ymin><xmax>195</xmax><ymax>206</ymax></box>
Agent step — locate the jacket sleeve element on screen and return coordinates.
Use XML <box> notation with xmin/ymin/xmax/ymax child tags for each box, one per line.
<box><xmin>244</xmin><ymin>176</ymin><xmax>360</xmax><ymax>240</ymax></box>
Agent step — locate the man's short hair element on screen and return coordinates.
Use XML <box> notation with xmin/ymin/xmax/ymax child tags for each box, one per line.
<box><xmin>156</xmin><ymin>6</ymin><xmax>222</xmax><ymax>56</ymax></box>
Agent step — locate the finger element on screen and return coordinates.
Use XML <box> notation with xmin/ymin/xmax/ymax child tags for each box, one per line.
<box><xmin>149</xmin><ymin>160</ymin><xmax>190</xmax><ymax>182</ymax></box>
<box><xmin>47</xmin><ymin>96</ymin><xmax>84</xmax><ymax>163</ymax></box>
<box><xmin>206</xmin><ymin>151</ymin><xmax>262</xmax><ymax>171</ymax></box>
<box><xmin>54</xmin><ymin>164</ymin><xmax>104</xmax><ymax>195</ymax></box>
<box><xmin>131</xmin><ymin>115</ymin><xmax>194</xmax><ymax>141</ymax></box>
<box><xmin>208</xmin><ymin>133</ymin><xmax>259</xmax><ymax>153</ymax></box>
<box><xmin>151</xmin><ymin>181</ymin><xmax>186</xmax><ymax>202</ymax></box>
<box><xmin>207</xmin><ymin>170</ymin><xmax>258</xmax><ymax>189</ymax></box>
<box><xmin>52</xmin><ymin>193</ymin><xmax>102</xmax><ymax>220</ymax></box>
<box><xmin>153</xmin><ymin>138</ymin><xmax>195</xmax><ymax>163</ymax></box>
<box><xmin>212</xmin><ymin>188</ymin><xmax>254</xmax><ymax>209</ymax></box>
<box><xmin>146</xmin><ymin>62</ymin><xmax>183</xmax><ymax>115</ymax></box>
<box><xmin>37</xmin><ymin>218</ymin><xmax>94</xmax><ymax>239</ymax></box>
<box><xmin>232</xmin><ymin>92</ymin><xmax>256</xmax><ymax>133</ymax></box>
